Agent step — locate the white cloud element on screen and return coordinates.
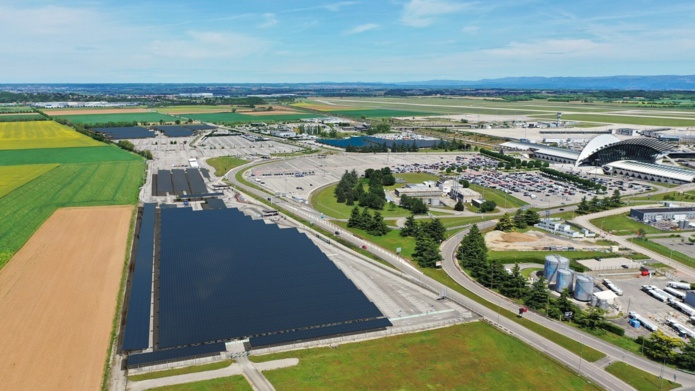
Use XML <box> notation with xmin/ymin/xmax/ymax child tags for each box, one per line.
<box><xmin>150</xmin><ymin>30</ymin><xmax>269</xmax><ymax>59</ymax></box>
<box><xmin>260</xmin><ymin>13</ymin><xmax>277</xmax><ymax>28</ymax></box>
<box><xmin>401</xmin><ymin>0</ymin><xmax>469</xmax><ymax>28</ymax></box>
<box><xmin>321</xmin><ymin>2</ymin><xmax>359</xmax><ymax>12</ymax></box>
<box><xmin>344</xmin><ymin>23</ymin><xmax>379</xmax><ymax>35</ymax></box>
<box><xmin>462</xmin><ymin>26</ymin><xmax>479</xmax><ymax>33</ymax></box>
<box><xmin>483</xmin><ymin>39</ymin><xmax>605</xmax><ymax>58</ymax></box>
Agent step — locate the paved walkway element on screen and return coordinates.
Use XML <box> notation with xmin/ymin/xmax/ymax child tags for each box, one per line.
<box><xmin>127</xmin><ymin>358</ymin><xmax>298</xmax><ymax>391</ymax></box>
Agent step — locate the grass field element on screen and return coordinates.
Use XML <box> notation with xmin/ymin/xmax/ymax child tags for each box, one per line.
<box><xmin>628</xmin><ymin>238</ymin><xmax>695</xmax><ymax>269</ymax></box>
<box><xmin>590</xmin><ymin>214</ymin><xmax>664</xmax><ymax>236</ymax></box>
<box><xmin>0</xmin><ymin>114</ymin><xmax>45</xmax><ymax>122</ymax></box>
<box><xmin>155</xmin><ymin>105</ymin><xmax>234</xmax><ymax>114</ymax></box>
<box><xmin>440</xmin><ymin>214</ymin><xmax>501</xmax><ymax>228</ymax></box>
<box><xmin>184</xmin><ymin>112</ymin><xmax>319</xmax><ymax>123</ymax></box>
<box><xmin>206</xmin><ymin>156</ymin><xmax>249</xmax><ymax>176</ymax></box>
<box><xmin>0</xmin><ymin>145</ymin><xmax>142</xmax><ymax>166</ymax></box>
<box><xmin>0</xmin><ymin>105</ymin><xmax>33</xmax><ymax>113</ymax></box>
<box><xmin>627</xmin><ymin>190</ymin><xmax>695</xmax><ymax>202</ymax></box>
<box><xmin>333</xmin><ymin>221</ymin><xmax>415</xmax><ymax>258</ymax></box>
<box><xmin>548</xmin><ymin>113</ymin><xmax>695</xmax><ymax>127</ymax></box>
<box><xmin>250</xmin><ymin>322</ymin><xmax>600</xmax><ymax>391</ymax></box>
<box><xmin>0</xmin><ymin>121</ymin><xmax>102</xmax><ymax>150</ymax></box>
<box><xmin>469</xmin><ymin>184</ymin><xmax>528</xmax><ymax>209</ymax></box>
<box><xmin>312</xmin><ymin>184</ymin><xmax>414</xmax><ymax>219</ymax></box>
<box><xmin>148</xmin><ymin>376</ymin><xmax>252</xmax><ymax>391</ymax></box>
<box><xmin>605</xmin><ymin>362</ymin><xmax>680</xmax><ymax>391</ymax></box>
<box><xmin>129</xmin><ymin>360</ymin><xmax>234</xmax><ymax>382</ymax></box>
<box><xmin>56</xmin><ymin>112</ymin><xmax>180</xmax><ymax>124</ymax></box>
<box><xmin>329</xmin><ymin>108</ymin><xmax>439</xmax><ymax>118</ymax></box>
<box><xmin>0</xmin><ymin>164</ymin><xmax>58</xmax><ymax>197</ymax></box>
<box><xmin>0</xmin><ymin>160</ymin><xmax>144</xmax><ymax>269</ymax></box>
<box><xmin>487</xmin><ymin>250</ymin><xmax>609</xmax><ymax>265</ymax></box>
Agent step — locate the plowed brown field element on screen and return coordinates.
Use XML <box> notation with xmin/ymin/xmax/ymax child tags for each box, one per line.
<box><xmin>0</xmin><ymin>206</ymin><xmax>133</xmax><ymax>391</ymax></box>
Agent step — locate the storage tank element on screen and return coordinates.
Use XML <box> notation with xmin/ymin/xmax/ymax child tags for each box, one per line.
<box><xmin>590</xmin><ymin>294</ymin><xmax>598</xmax><ymax>307</ymax></box>
<box><xmin>557</xmin><ymin>256</ymin><xmax>570</xmax><ymax>271</ymax></box>
<box><xmin>544</xmin><ymin>255</ymin><xmax>560</xmax><ymax>283</ymax></box>
<box><xmin>573</xmin><ymin>274</ymin><xmax>594</xmax><ymax>302</ymax></box>
<box><xmin>555</xmin><ymin>269</ymin><xmax>573</xmax><ymax>293</ymax></box>
<box><xmin>598</xmin><ymin>298</ymin><xmax>610</xmax><ymax>310</ymax></box>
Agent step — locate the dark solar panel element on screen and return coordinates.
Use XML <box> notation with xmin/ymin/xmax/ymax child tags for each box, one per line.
<box><xmin>122</xmin><ymin>203</ymin><xmax>156</xmax><ymax>351</ymax></box>
<box><xmin>202</xmin><ymin>198</ymin><xmax>227</xmax><ymax>210</ymax></box>
<box><xmin>186</xmin><ymin>169</ymin><xmax>207</xmax><ymax>194</ymax></box>
<box><xmin>126</xmin><ymin>342</ymin><xmax>226</xmax><ymax>368</ymax></box>
<box><xmin>250</xmin><ymin>318</ymin><xmax>392</xmax><ymax>347</ymax></box>
<box><xmin>93</xmin><ymin>127</ymin><xmax>155</xmax><ymax>139</ymax></box>
<box><xmin>200</xmin><ymin>168</ymin><xmax>210</xmax><ymax>180</ymax></box>
<box><xmin>153</xmin><ymin>126</ymin><xmax>194</xmax><ymax>137</ymax></box>
<box><xmin>171</xmin><ymin>169</ymin><xmax>190</xmax><ymax>195</ymax></box>
<box><xmin>157</xmin><ymin>208</ymin><xmax>387</xmax><ymax>349</ymax></box>
<box><xmin>156</xmin><ymin>171</ymin><xmax>173</xmax><ymax>196</ymax></box>
<box><xmin>185</xmin><ymin>124</ymin><xmax>215</xmax><ymax>131</ymax></box>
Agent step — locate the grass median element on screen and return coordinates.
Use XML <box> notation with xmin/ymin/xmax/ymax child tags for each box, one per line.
<box><xmin>605</xmin><ymin>361</ymin><xmax>680</xmax><ymax>391</ymax></box>
<box><xmin>628</xmin><ymin>237</ymin><xmax>695</xmax><ymax>269</ymax></box>
<box><xmin>129</xmin><ymin>360</ymin><xmax>234</xmax><ymax>382</ymax></box>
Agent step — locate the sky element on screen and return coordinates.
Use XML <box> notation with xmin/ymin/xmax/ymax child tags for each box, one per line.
<box><xmin>1</xmin><ymin>0</ymin><xmax>694</xmax><ymax>83</ymax></box>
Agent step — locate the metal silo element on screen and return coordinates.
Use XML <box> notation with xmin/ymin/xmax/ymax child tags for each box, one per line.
<box><xmin>544</xmin><ymin>255</ymin><xmax>560</xmax><ymax>284</ymax></box>
<box><xmin>590</xmin><ymin>294</ymin><xmax>598</xmax><ymax>307</ymax></box>
<box><xmin>573</xmin><ymin>274</ymin><xmax>594</xmax><ymax>302</ymax></box>
<box><xmin>557</xmin><ymin>256</ymin><xmax>570</xmax><ymax>271</ymax></box>
<box><xmin>555</xmin><ymin>269</ymin><xmax>573</xmax><ymax>293</ymax></box>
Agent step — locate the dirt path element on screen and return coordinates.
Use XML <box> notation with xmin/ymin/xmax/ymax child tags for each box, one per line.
<box><xmin>0</xmin><ymin>206</ymin><xmax>133</xmax><ymax>391</ymax></box>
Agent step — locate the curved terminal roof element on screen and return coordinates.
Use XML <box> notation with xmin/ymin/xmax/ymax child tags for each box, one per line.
<box><xmin>603</xmin><ymin>160</ymin><xmax>695</xmax><ymax>182</ymax></box>
<box><xmin>610</xmin><ymin>138</ymin><xmax>673</xmax><ymax>152</ymax></box>
<box><xmin>501</xmin><ymin>141</ymin><xmax>580</xmax><ymax>160</ymax></box>
<box><xmin>575</xmin><ymin>134</ymin><xmax>620</xmax><ymax>166</ymax></box>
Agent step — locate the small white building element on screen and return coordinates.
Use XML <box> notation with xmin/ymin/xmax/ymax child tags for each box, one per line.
<box><xmin>449</xmin><ymin>188</ymin><xmax>482</xmax><ymax>203</ymax></box>
<box><xmin>535</xmin><ymin>218</ymin><xmax>585</xmax><ymax>238</ymax></box>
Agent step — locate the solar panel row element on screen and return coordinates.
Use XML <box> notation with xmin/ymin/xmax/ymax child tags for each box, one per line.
<box><xmin>185</xmin><ymin>124</ymin><xmax>215</xmax><ymax>131</ymax></box>
<box><xmin>152</xmin><ymin>125</ymin><xmax>194</xmax><ymax>137</ymax></box>
<box><xmin>157</xmin><ymin>207</ymin><xmax>388</xmax><ymax>349</ymax></box>
<box><xmin>156</xmin><ymin>171</ymin><xmax>173</xmax><ymax>196</ymax></box>
<box><xmin>126</xmin><ymin>342</ymin><xmax>226</xmax><ymax>368</ymax></box>
<box><xmin>250</xmin><ymin>318</ymin><xmax>392</xmax><ymax>348</ymax></box>
<box><xmin>187</xmin><ymin>169</ymin><xmax>207</xmax><ymax>194</ymax></box>
<box><xmin>122</xmin><ymin>203</ymin><xmax>156</xmax><ymax>351</ymax></box>
<box><xmin>154</xmin><ymin>169</ymin><xmax>209</xmax><ymax>196</ymax></box>
<box><xmin>171</xmin><ymin>169</ymin><xmax>189</xmax><ymax>195</ymax></box>
<box><xmin>202</xmin><ymin>198</ymin><xmax>227</xmax><ymax>210</ymax></box>
<box><xmin>93</xmin><ymin>127</ymin><xmax>155</xmax><ymax>139</ymax></box>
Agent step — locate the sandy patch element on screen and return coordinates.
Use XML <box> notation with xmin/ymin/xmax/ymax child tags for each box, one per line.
<box><xmin>0</xmin><ymin>206</ymin><xmax>133</xmax><ymax>391</ymax></box>
<box><xmin>486</xmin><ymin>229</ymin><xmax>598</xmax><ymax>251</ymax></box>
<box><xmin>45</xmin><ymin>108</ymin><xmax>150</xmax><ymax>115</ymax></box>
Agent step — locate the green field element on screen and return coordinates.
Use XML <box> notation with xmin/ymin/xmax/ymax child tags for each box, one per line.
<box><xmin>0</xmin><ymin>106</ymin><xmax>34</xmax><ymax>113</ymax></box>
<box><xmin>56</xmin><ymin>112</ymin><xmax>180</xmax><ymax>124</ymax></box>
<box><xmin>0</xmin><ymin>121</ymin><xmax>103</xmax><ymax>150</ymax></box>
<box><xmin>547</xmin><ymin>114</ymin><xmax>695</xmax><ymax>127</ymax></box>
<box><xmin>628</xmin><ymin>238</ymin><xmax>695</xmax><ymax>269</ymax></box>
<box><xmin>155</xmin><ymin>105</ymin><xmax>233</xmax><ymax>114</ymax></box>
<box><xmin>0</xmin><ymin>114</ymin><xmax>45</xmax><ymax>122</ymax></box>
<box><xmin>0</xmin><ymin>146</ymin><xmax>141</xmax><ymax>166</ymax></box>
<box><xmin>590</xmin><ymin>214</ymin><xmax>664</xmax><ymax>236</ymax></box>
<box><xmin>0</xmin><ymin>164</ymin><xmax>58</xmax><ymax>197</ymax></box>
<box><xmin>148</xmin><ymin>376</ymin><xmax>252</xmax><ymax>391</ymax></box>
<box><xmin>333</xmin><ymin>221</ymin><xmax>416</xmax><ymax>258</ymax></box>
<box><xmin>605</xmin><ymin>362</ymin><xmax>680</xmax><ymax>391</ymax></box>
<box><xmin>206</xmin><ymin>156</ymin><xmax>249</xmax><ymax>176</ymax></box>
<box><xmin>312</xmin><ymin>184</ymin><xmax>415</xmax><ymax>219</ymax></box>
<box><xmin>487</xmin><ymin>250</ymin><xmax>609</xmax><ymax>265</ymax></box>
<box><xmin>469</xmin><ymin>184</ymin><xmax>527</xmax><ymax>209</ymax></box>
<box><xmin>440</xmin><ymin>214</ymin><xmax>501</xmax><ymax>228</ymax></box>
<box><xmin>329</xmin><ymin>108</ymin><xmax>439</xmax><ymax>118</ymax></box>
<box><xmin>129</xmin><ymin>360</ymin><xmax>234</xmax><ymax>382</ymax></box>
<box><xmin>185</xmin><ymin>112</ymin><xmax>319</xmax><ymax>123</ymax></box>
<box><xmin>249</xmin><ymin>322</ymin><xmax>600</xmax><ymax>391</ymax></box>
<box><xmin>0</xmin><ymin>160</ymin><xmax>144</xmax><ymax>269</ymax></box>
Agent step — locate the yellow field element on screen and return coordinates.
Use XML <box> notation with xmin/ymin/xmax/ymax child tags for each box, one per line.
<box><xmin>0</xmin><ymin>121</ymin><xmax>102</xmax><ymax>150</ymax></box>
<box><xmin>0</xmin><ymin>164</ymin><xmax>58</xmax><ymax>197</ymax></box>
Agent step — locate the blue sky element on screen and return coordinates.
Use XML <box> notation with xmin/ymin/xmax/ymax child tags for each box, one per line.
<box><xmin>1</xmin><ymin>0</ymin><xmax>694</xmax><ymax>83</ymax></box>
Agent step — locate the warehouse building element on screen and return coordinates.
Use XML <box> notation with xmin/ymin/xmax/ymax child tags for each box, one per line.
<box><xmin>602</xmin><ymin>160</ymin><xmax>695</xmax><ymax>184</ymax></box>
<box><xmin>630</xmin><ymin>207</ymin><xmax>695</xmax><ymax>222</ymax></box>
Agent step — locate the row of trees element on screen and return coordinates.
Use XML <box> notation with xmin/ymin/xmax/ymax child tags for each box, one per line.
<box><xmin>399</xmin><ymin>194</ymin><xmax>429</xmax><ymax>214</ymax></box>
<box><xmin>539</xmin><ymin>167</ymin><xmax>604</xmax><ymax>191</ymax></box>
<box><xmin>637</xmin><ymin>330</ymin><xmax>695</xmax><ymax>371</ymax></box>
<box><xmin>334</xmin><ymin>168</ymin><xmax>392</xmax><ymax>210</ymax></box>
<box><xmin>494</xmin><ymin>209</ymin><xmax>541</xmax><ymax>232</ymax></box>
<box><xmin>429</xmin><ymin>139</ymin><xmax>475</xmax><ymax>151</ymax></box>
<box><xmin>347</xmin><ymin>207</ymin><xmax>390</xmax><ymax>236</ymax></box>
<box><xmin>345</xmin><ymin>141</ymin><xmax>420</xmax><ymax>153</ymax></box>
<box><xmin>576</xmin><ymin>190</ymin><xmax>622</xmax><ymax>214</ymax></box>
<box><xmin>401</xmin><ymin>215</ymin><xmax>446</xmax><ymax>268</ymax></box>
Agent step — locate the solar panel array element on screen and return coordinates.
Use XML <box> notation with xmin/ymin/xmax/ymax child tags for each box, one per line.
<box><xmin>92</xmin><ymin>126</ymin><xmax>155</xmax><ymax>139</ymax></box>
<box><xmin>157</xmin><ymin>208</ymin><xmax>388</xmax><ymax>349</ymax></box>
<box><xmin>122</xmin><ymin>203</ymin><xmax>156</xmax><ymax>351</ymax></box>
<box><xmin>154</xmin><ymin>169</ymin><xmax>208</xmax><ymax>196</ymax></box>
<box><xmin>202</xmin><ymin>198</ymin><xmax>227</xmax><ymax>210</ymax></box>
<box><xmin>250</xmin><ymin>318</ymin><xmax>392</xmax><ymax>347</ymax></box>
<box><xmin>185</xmin><ymin>124</ymin><xmax>215</xmax><ymax>131</ymax></box>
<box><xmin>152</xmin><ymin>125</ymin><xmax>194</xmax><ymax>137</ymax></box>
<box><xmin>127</xmin><ymin>342</ymin><xmax>225</xmax><ymax>368</ymax></box>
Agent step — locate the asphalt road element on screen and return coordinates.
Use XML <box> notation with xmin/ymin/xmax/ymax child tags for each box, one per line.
<box><xmin>226</xmin><ymin>163</ymin><xmax>637</xmax><ymax>390</ymax></box>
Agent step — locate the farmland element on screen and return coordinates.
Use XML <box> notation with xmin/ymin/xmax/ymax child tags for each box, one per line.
<box><xmin>0</xmin><ymin>206</ymin><xmax>132</xmax><ymax>391</ymax></box>
<box><xmin>0</xmin><ymin>164</ymin><xmax>58</xmax><ymax>197</ymax></box>
<box><xmin>55</xmin><ymin>112</ymin><xmax>180</xmax><ymax>125</ymax></box>
<box><xmin>43</xmin><ymin>108</ymin><xmax>149</xmax><ymax>115</ymax></box>
<box><xmin>249</xmin><ymin>322</ymin><xmax>600</xmax><ymax>391</ymax></box>
<box><xmin>155</xmin><ymin>105</ymin><xmax>234</xmax><ymax>114</ymax></box>
<box><xmin>0</xmin><ymin>105</ymin><xmax>34</xmax><ymax>113</ymax></box>
<box><xmin>0</xmin><ymin>121</ymin><xmax>102</xmax><ymax>150</ymax></box>
<box><xmin>329</xmin><ymin>108</ymin><xmax>439</xmax><ymax>118</ymax></box>
<box><xmin>0</xmin><ymin>160</ymin><xmax>144</xmax><ymax>269</ymax></box>
<box><xmin>184</xmin><ymin>112</ymin><xmax>319</xmax><ymax>123</ymax></box>
<box><xmin>532</xmin><ymin>113</ymin><xmax>695</xmax><ymax>126</ymax></box>
<box><xmin>0</xmin><ymin>113</ymin><xmax>45</xmax><ymax>122</ymax></box>
<box><xmin>0</xmin><ymin>145</ymin><xmax>141</xmax><ymax>166</ymax></box>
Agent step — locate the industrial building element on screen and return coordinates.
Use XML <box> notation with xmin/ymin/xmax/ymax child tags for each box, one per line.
<box><xmin>501</xmin><ymin>141</ymin><xmax>580</xmax><ymax>164</ymax></box>
<box><xmin>630</xmin><ymin>207</ymin><xmax>695</xmax><ymax>222</ymax></box>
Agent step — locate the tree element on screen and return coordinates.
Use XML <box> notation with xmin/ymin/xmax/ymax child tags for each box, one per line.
<box><xmin>359</xmin><ymin>207</ymin><xmax>373</xmax><ymax>229</ymax></box>
<box><xmin>645</xmin><ymin>330</ymin><xmax>683</xmax><ymax>362</ymax></box>
<box><xmin>479</xmin><ymin>200</ymin><xmax>497</xmax><ymax>213</ymax></box>
<box><xmin>574</xmin><ymin>306</ymin><xmax>606</xmax><ymax>334</ymax></box>
<box><xmin>478</xmin><ymin>260</ymin><xmax>508</xmax><ymax>290</ymax></box>
<box><xmin>400</xmin><ymin>214</ymin><xmax>419</xmax><ymax>237</ymax></box>
<box><xmin>524</xmin><ymin>277</ymin><xmax>549</xmax><ymax>311</ymax></box>
<box><xmin>459</xmin><ymin>179</ymin><xmax>470</xmax><ymax>188</ymax></box>
<box><xmin>589</xmin><ymin>196</ymin><xmax>601</xmax><ymax>212</ymax></box>
<box><xmin>513</xmin><ymin>209</ymin><xmax>527</xmax><ymax>229</ymax></box>
<box><xmin>676</xmin><ymin>339</ymin><xmax>695</xmax><ymax>370</ymax></box>
<box><xmin>495</xmin><ymin>212</ymin><xmax>514</xmax><ymax>232</ymax></box>
<box><xmin>524</xmin><ymin>209</ymin><xmax>540</xmax><ymax>225</ymax></box>
<box><xmin>347</xmin><ymin>206</ymin><xmax>361</xmax><ymax>228</ymax></box>
<box><xmin>577</xmin><ymin>196</ymin><xmax>589</xmax><ymax>214</ymax></box>
<box><xmin>423</xmin><ymin>218</ymin><xmax>446</xmax><ymax>243</ymax></box>
<box><xmin>413</xmin><ymin>235</ymin><xmax>442</xmax><ymax>268</ymax></box>
<box><xmin>454</xmin><ymin>199</ymin><xmax>464</xmax><ymax>211</ymax></box>
<box><xmin>367</xmin><ymin>212</ymin><xmax>390</xmax><ymax>236</ymax></box>
<box><xmin>500</xmin><ymin>263</ymin><xmax>529</xmax><ymax>299</ymax></box>
<box><xmin>375</xmin><ymin>123</ymin><xmax>391</xmax><ymax>133</ymax></box>
<box><xmin>457</xmin><ymin>224</ymin><xmax>487</xmax><ymax>274</ymax></box>
<box><xmin>610</xmin><ymin>189</ymin><xmax>622</xmax><ymax>207</ymax></box>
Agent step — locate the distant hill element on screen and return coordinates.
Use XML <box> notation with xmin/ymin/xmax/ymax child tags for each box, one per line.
<box><xmin>397</xmin><ymin>75</ymin><xmax>695</xmax><ymax>90</ymax></box>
